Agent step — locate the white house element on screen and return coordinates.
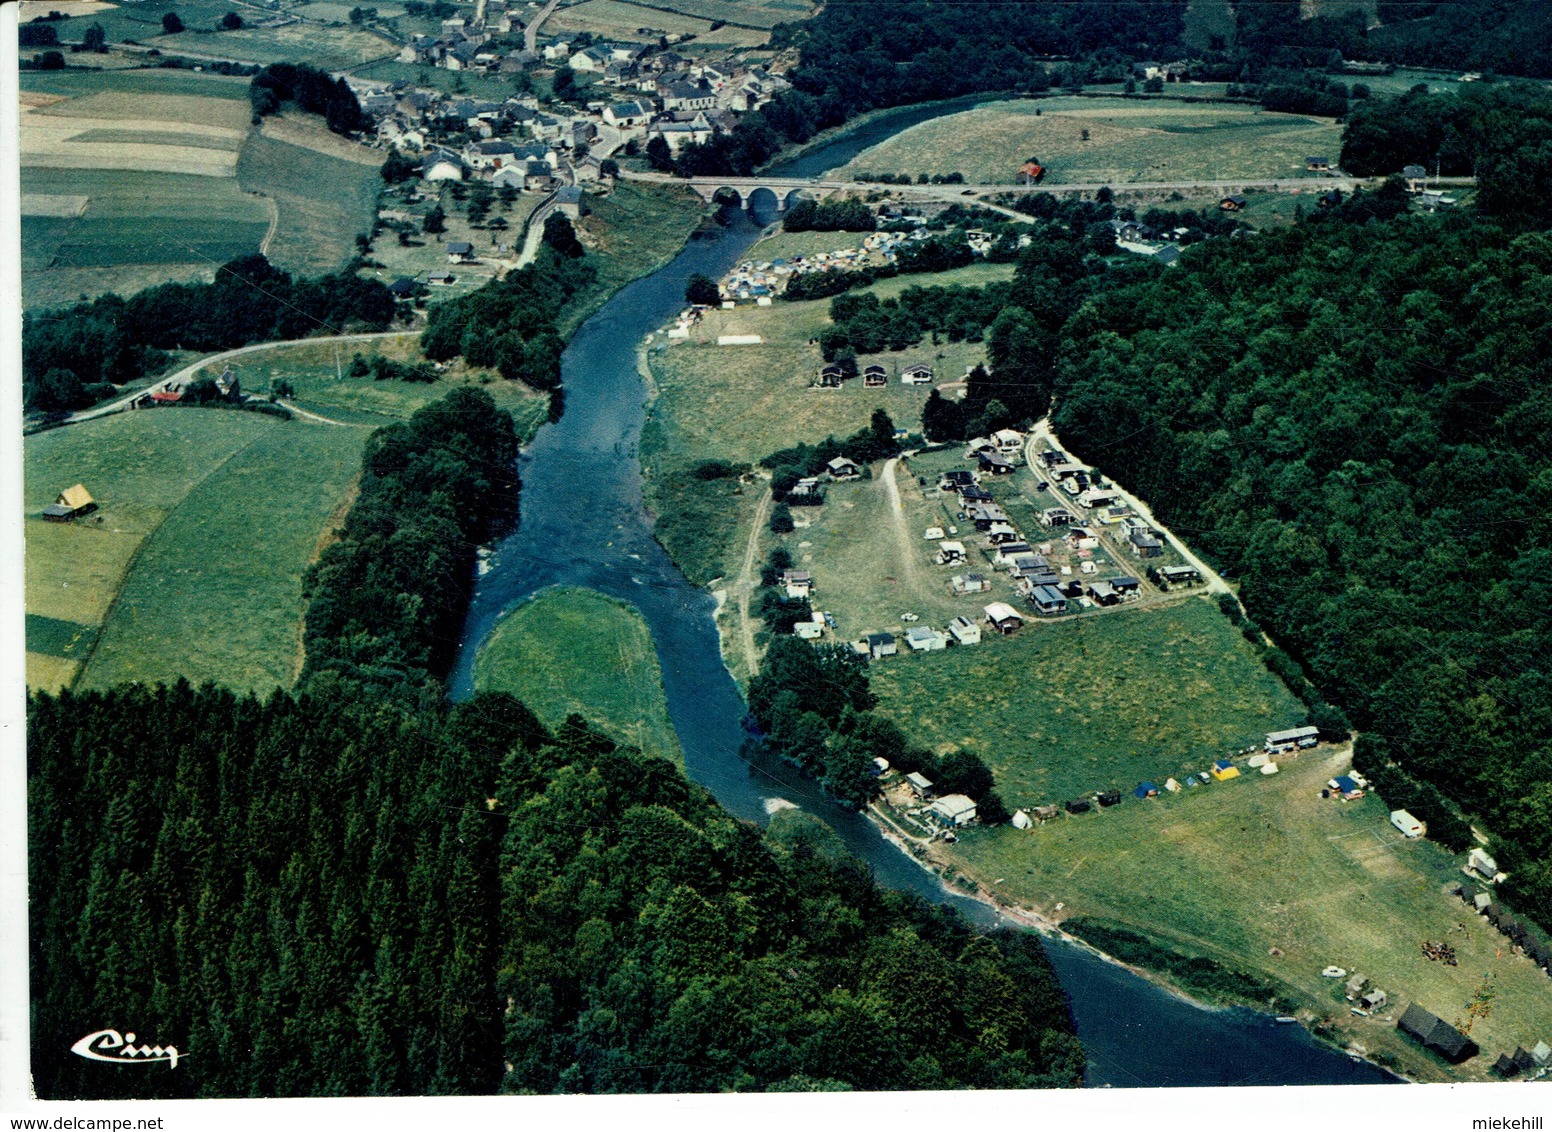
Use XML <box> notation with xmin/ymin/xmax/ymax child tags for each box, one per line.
<box><xmin>948</xmin><ymin>615</ymin><xmax>981</xmax><ymax>646</ymax></box>
<box><xmin>569</xmin><ymin>46</ymin><xmax>612</xmax><ymax>72</ymax></box>
<box><xmin>905</xmin><ymin>627</ymin><xmax>947</xmax><ymax>652</ymax></box>
<box><xmin>927</xmin><ymin>794</ymin><xmax>977</xmax><ymax>827</ymax></box>
<box><xmin>984</xmin><ymin>602</ymin><xmax>1023</xmax><ymax>634</ymax></box>
<box><xmin>602</xmin><ymin>99</ymin><xmax>654</xmax><ymax>127</ymax></box>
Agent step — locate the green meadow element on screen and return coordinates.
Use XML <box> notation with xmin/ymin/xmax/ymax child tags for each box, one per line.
<box><xmin>474</xmin><ymin>586</ymin><xmax>682</xmax><ymax>764</ymax></box>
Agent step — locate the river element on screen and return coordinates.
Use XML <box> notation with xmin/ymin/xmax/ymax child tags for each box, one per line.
<box><xmin>445</xmin><ymin>114</ymin><xmax>1396</xmax><ymax>1088</ymax></box>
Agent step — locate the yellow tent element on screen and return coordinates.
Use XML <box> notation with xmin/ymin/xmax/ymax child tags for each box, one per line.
<box><xmin>57</xmin><ymin>484</ymin><xmax>94</xmax><ymax>510</ymax></box>
<box><xmin>1210</xmin><ymin>764</ymin><xmax>1240</xmax><ymax>782</ymax></box>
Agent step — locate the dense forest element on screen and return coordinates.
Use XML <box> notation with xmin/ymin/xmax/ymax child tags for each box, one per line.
<box><xmin>22</xmin><ymin>256</ymin><xmax>395</xmax><ymax>412</ymax></box>
<box><xmin>300</xmin><ymin>387</ymin><xmax>521</xmax><ymax>695</ymax></box>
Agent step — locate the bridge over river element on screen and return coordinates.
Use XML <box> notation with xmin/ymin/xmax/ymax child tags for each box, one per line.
<box><xmin>620</xmin><ymin>170</ymin><xmax>1451</xmax><ymax>211</ymax></box>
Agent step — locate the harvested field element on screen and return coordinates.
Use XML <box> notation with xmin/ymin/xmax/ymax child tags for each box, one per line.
<box><xmin>623</xmin><ymin>0</ymin><xmax>814</xmax><ymax>28</ymax></box>
<box><xmin>28</xmin><ymin>90</ymin><xmax>254</xmax><ymax>130</ymax></box>
<box><xmin>156</xmin><ymin>22</ymin><xmax>395</xmax><ymax>69</ymax></box>
<box><xmin>258</xmin><ymin>115</ymin><xmax>385</xmax><ymax>165</ymax></box>
<box><xmin>20</xmin><ymin>194</ymin><xmax>89</xmax><ymax>218</ymax></box>
<box><xmin>837</xmin><ymin>96</ymin><xmax>1345</xmax><ymax>185</ymax></box>
<box><xmin>549</xmin><ymin>0</ymin><xmax>769</xmax><ymax>44</ymax></box>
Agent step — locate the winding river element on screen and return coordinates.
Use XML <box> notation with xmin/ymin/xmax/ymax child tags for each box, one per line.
<box><xmin>446</xmin><ymin>114</ymin><xmax>1396</xmax><ymax>1087</ymax></box>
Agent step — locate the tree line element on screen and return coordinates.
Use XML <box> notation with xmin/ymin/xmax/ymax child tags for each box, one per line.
<box><xmin>419</xmin><ymin>217</ymin><xmax>594</xmax><ymax>390</ymax></box>
<box><xmin>22</xmin><ymin>256</ymin><xmax>396</xmax><ymax>413</ymax></box>
<box><xmin>746</xmin><ymin>637</ymin><xmax>1009</xmax><ymax>823</ymax></box>
<box><xmin>250</xmin><ymin>62</ymin><xmax>369</xmax><ymax>135</ymax></box>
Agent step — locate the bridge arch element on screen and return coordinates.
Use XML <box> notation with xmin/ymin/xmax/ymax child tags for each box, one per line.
<box><xmin>745</xmin><ymin>185</ymin><xmax>782</xmax><ymax>215</ymax></box>
<box><xmin>782</xmin><ymin>187</ymin><xmax>815</xmax><ymax>211</ymax></box>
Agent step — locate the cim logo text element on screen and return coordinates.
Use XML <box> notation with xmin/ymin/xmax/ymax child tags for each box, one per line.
<box><xmin>70</xmin><ymin>1029</ymin><xmax>184</xmax><ymax>1069</ymax></box>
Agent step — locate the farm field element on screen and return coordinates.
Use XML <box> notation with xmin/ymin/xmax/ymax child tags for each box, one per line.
<box><xmin>473</xmin><ymin>586</ymin><xmax>682</xmax><ymax>764</ymax></box>
<box><xmin>350</xmin><ymin>59</ymin><xmax>524</xmax><ymax>101</ymax></box>
<box><xmin>23</xmin><ymin>411</ymin><xmax>295</xmax><ymax>690</ymax></box>
<box><xmin>835</xmin><ymin>96</ymin><xmax>1346</xmax><ymax>185</ymax></box>
<box><xmin>939</xmin><ymin>746</ymin><xmax>1552</xmax><ymax>1082</ymax></box>
<box><xmin>18</xmin><ymin>70</ymin><xmax>384</xmax><ymax>307</ymax></box>
<box><xmin>221</xmin><ymin>336</ymin><xmax>552</xmax><ymax>438</ymax></box>
<box><xmin>870</xmin><ymin>596</ymin><xmax>1305</xmax><ymax>806</ymax></box>
<box><xmin>156</xmin><ymin>21</ymin><xmax>397</xmax><ymax>69</ymax></box>
<box><xmin>547</xmin><ymin>0</ymin><xmax>769</xmax><ymax>47</ymax></box>
<box><xmin>236</xmin><ymin>118</ymin><xmax>384</xmax><ymax>278</ymax></box>
<box><xmin>617</xmin><ymin>0</ymin><xmax>814</xmax><ymax>28</ymax></box>
<box><xmin>79</xmin><ymin>420</ymin><xmax>366</xmax><ymax>692</ymax></box>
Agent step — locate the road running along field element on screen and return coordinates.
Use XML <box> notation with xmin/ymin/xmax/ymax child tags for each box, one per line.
<box><xmin>473</xmin><ymin>586</ymin><xmax>683</xmax><ymax>765</ymax></box>
<box><xmin>834</xmin><ymin>96</ymin><xmax>1347</xmax><ymax>186</ymax></box>
<box><xmin>23</xmin><ymin>410</ymin><xmax>360</xmax><ymax>693</ymax></box>
<box><xmin>545</xmin><ymin>0</ymin><xmax>770</xmax><ymax>49</ymax></box>
<box><xmin>937</xmin><ymin>743</ymin><xmax>1552</xmax><ymax>1083</ymax></box>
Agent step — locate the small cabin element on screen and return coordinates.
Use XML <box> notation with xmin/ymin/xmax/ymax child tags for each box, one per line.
<box><xmin>950</xmin><ymin>573</ymin><xmax>990</xmax><ymax>595</ymax></box>
<box><xmin>827</xmin><ymin>456</ymin><xmax>861</xmax><ymax>479</ymax></box>
<box><xmin>984</xmin><ymin>602</ymin><xmax>1023</xmax><ymax>634</ymax></box>
<box><xmin>936</xmin><ymin>541</ymin><xmax>967</xmax><ymax>566</ymax></box>
<box><xmin>866</xmin><ymin>632</ymin><xmax>897</xmax><ymax>659</ymax></box>
<box><xmin>1305</xmin><ymin>156</ymin><xmax>1331</xmax><ymax>172</ymax></box>
<box><xmin>906</xmin><ymin>771</ymin><xmax>934</xmax><ymax>798</ymax></box>
<box><xmin>902</xmin><ymin>363</ymin><xmax>933</xmax><ymax>385</ymax></box>
<box><xmin>948</xmin><ymin>615</ymin><xmax>981</xmax><ymax>646</ymax></box>
<box><xmin>1096</xmin><ymin>790</ymin><xmax>1122</xmax><ymax>808</ymax></box>
<box><xmin>1219</xmin><ymin>193</ymin><xmax>1248</xmax><ymax>212</ymax></box>
<box><xmin>42</xmin><ymin>484</ymin><xmax>96</xmax><ymax>522</ymax></box>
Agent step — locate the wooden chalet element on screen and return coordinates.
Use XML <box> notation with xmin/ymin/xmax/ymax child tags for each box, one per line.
<box><xmin>42</xmin><ymin>484</ymin><xmax>96</xmax><ymax>522</ymax></box>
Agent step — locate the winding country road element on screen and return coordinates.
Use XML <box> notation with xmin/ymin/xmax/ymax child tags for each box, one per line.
<box><xmin>524</xmin><ymin>0</ymin><xmax>563</xmax><ymax>53</ymax></box>
<box><xmin>58</xmin><ymin>330</ymin><xmax>422</xmax><ymax>428</ymax></box>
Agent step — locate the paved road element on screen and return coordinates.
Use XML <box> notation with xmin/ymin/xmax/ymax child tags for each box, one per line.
<box><xmin>514</xmin><ymin>192</ymin><xmax>560</xmax><ymax>269</ymax></box>
<box><xmin>57</xmin><ymin>330</ymin><xmax>421</xmax><ymax>428</ymax></box>
<box><xmin>524</xmin><ymin>0</ymin><xmax>563</xmax><ymax>54</ymax></box>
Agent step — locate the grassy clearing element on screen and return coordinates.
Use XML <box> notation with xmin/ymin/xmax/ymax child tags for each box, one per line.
<box><xmin>351</xmin><ymin>59</ymin><xmax>524</xmax><ymax>101</ymax></box>
<box><xmin>870</xmin><ymin>596</ymin><xmax>1304</xmax><ymax>805</ymax></box>
<box><xmin>157</xmin><ymin>22</ymin><xmax>396</xmax><ymax>69</ymax></box>
<box><xmin>237</xmin><ymin>126</ymin><xmax>383</xmax><ymax>277</ymax></box>
<box><xmin>836</xmin><ymin>97</ymin><xmax>1346</xmax><ymax>185</ymax></box>
<box><xmin>222</xmin><ymin>336</ymin><xmax>551</xmax><ymax>439</ymax></box>
<box><xmin>548</xmin><ymin>0</ymin><xmax>769</xmax><ymax>46</ymax></box>
<box><xmin>23</xmin><ymin>411</ymin><xmax>281</xmax><ymax>654</ymax></box>
<box><xmin>474</xmin><ymin>586</ymin><xmax>682</xmax><ymax>764</ymax></box>
<box><xmin>564</xmin><ymin>181</ymin><xmax>707</xmax><ymax>335</ymax></box>
<box><xmin>80</xmin><ymin>420</ymin><xmax>366</xmax><ymax>693</ymax></box>
<box><xmin>943</xmin><ymin>746</ymin><xmax>1552</xmax><ymax>1081</ymax></box>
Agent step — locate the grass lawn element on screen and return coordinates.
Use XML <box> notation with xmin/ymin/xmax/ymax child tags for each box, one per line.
<box><xmin>835</xmin><ymin>97</ymin><xmax>1346</xmax><ymax>185</ymax></box>
<box><xmin>237</xmin><ymin>124</ymin><xmax>383</xmax><ymax>278</ymax></box>
<box><xmin>79</xmin><ymin>420</ymin><xmax>366</xmax><ymax>693</ymax></box>
<box><xmin>363</xmin><ymin>185</ymin><xmax>542</xmax><ymax>300</ymax></box>
<box><xmin>18</xmin><ymin>68</ymin><xmax>254</xmax><ymax>102</ymax></box>
<box><xmin>942</xmin><ymin>746</ymin><xmax>1552</xmax><ymax>1082</ymax></box>
<box><xmin>871</xmin><ymin>596</ymin><xmax>1305</xmax><ymax>805</ymax></box>
<box><xmin>351</xmin><ymin>59</ymin><xmax>526</xmax><ymax>102</ymax></box>
<box><xmin>473</xmin><ymin>586</ymin><xmax>682</xmax><ymax>764</ymax></box>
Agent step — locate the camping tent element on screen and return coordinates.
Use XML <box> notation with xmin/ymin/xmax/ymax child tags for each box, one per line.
<box><xmin>1134</xmin><ymin>782</ymin><xmax>1158</xmax><ymax>799</ymax></box>
<box><xmin>1011</xmin><ymin>810</ymin><xmax>1032</xmax><ymax>830</ymax></box>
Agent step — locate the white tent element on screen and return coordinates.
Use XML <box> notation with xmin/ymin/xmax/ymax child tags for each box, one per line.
<box><xmin>1260</xmin><ymin>762</ymin><xmax>1280</xmax><ymax>775</ymax></box>
<box><xmin>1011</xmin><ymin>810</ymin><xmax>1032</xmax><ymax>830</ymax></box>
<box><xmin>1163</xmin><ymin>777</ymin><xmax>1181</xmax><ymax>793</ymax></box>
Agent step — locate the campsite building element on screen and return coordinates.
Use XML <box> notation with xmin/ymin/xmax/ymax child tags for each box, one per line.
<box><xmin>906</xmin><ymin>772</ymin><xmax>934</xmax><ymax>798</ymax></box>
<box><xmin>905</xmin><ymin>626</ymin><xmax>947</xmax><ymax>652</ymax></box>
<box><xmin>866</xmin><ymin>632</ymin><xmax>897</xmax><ymax>659</ymax></box>
<box><xmin>984</xmin><ymin>603</ymin><xmax>1023</xmax><ymax>634</ymax></box>
<box><xmin>1397</xmin><ymin>1003</ymin><xmax>1479</xmax><ymax>1063</ymax></box>
<box><xmin>42</xmin><ymin>484</ymin><xmax>96</xmax><ymax>521</ymax></box>
<box><xmin>1265</xmin><ymin>726</ymin><xmax>1320</xmax><ymax>754</ymax></box>
<box><xmin>828</xmin><ymin>457</ymin><xmax>861</xmax><ymax>479</ymax></box>
<box><xmin>902</xmin><ymin>363</ymin><xmax>933</xmax><ymax>385</ymax></box>
<box><xmin>948</xmin><ymin>615</ymin><xmax>982</xmax><ymax>645</ymax></box>
<box><xmin>1030</xmin><ymin>584</ymin><xmax>1067</xmax><ymax>616</ymax></box>
<box><xmin>950</xmin><ymin>573</ymin><xmax>990</xmax><ymax>595</ymax></box>
<box><xmin>927</xmin><ymin>793</ymin><xmax>978</xmax><ymax>827</ymax></box>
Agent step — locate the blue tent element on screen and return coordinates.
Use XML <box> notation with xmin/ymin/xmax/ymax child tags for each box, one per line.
<box><xmin>1334</xmin><ymin>776</ymin><xmax>1359</xmax><ymax>794</ymax></box>
<box><xmin>1213</xmin><ymin>758</ymin><xmax>1234</xmax><ymax>772</ymax></box>
<box><xmin>1134</xmin><ymin>782</ymin><xmax>1158</xmax><ymax>799</ymax></box>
